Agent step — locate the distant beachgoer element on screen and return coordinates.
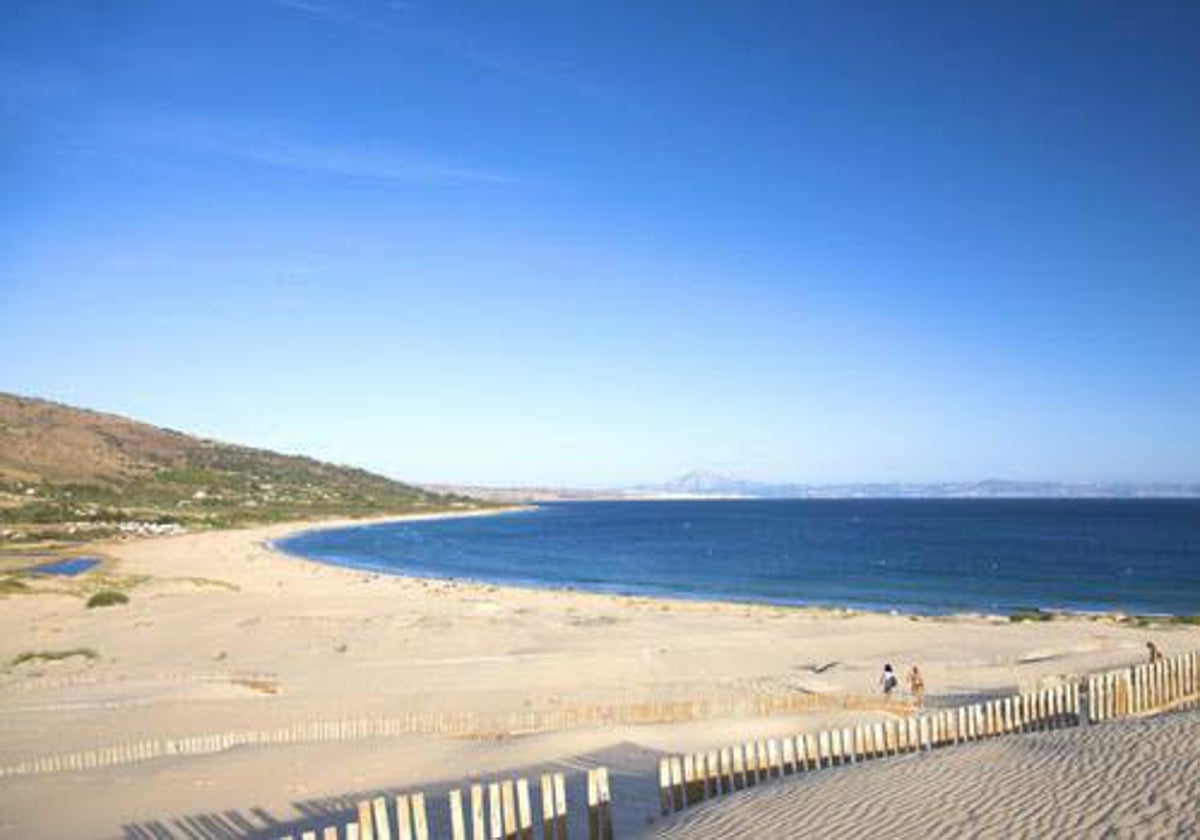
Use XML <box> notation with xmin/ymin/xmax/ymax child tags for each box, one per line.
<box><xmin>1147</xmin><ymin>642</ymin><xmax>1164</xmax><ymax>664</ymax></box>
<box><xmin>908</xmin><ymin>665</ymin><xmax>925</xmax><ymax>708</ymax></box>
<box><xmin>880</xmin><ymin>663</ymin><xmax>898</xmax><ymax>696</ymax></box>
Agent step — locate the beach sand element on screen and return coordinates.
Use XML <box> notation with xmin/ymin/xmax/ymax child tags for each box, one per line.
<box><xmin>654</xmin><ymin>710</ymin><xmax>1200</xmax><ymax>838</ymax></box>
<box><xmin>1</xmin><ymin>512</ymin><xmax>1198</xmax><ymax>838</ymax></box>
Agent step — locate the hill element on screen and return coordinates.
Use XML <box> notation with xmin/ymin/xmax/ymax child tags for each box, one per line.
<box><xmin>0</xmin><ymin>392</ymin><xmax>477</xmax><ymax>544</ymax></box>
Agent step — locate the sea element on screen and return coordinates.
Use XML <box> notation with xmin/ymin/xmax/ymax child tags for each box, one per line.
<box><xmin>275</xmin><ymin>499</ymin><xmax>1200</xmax><ymax>617</ymax></box>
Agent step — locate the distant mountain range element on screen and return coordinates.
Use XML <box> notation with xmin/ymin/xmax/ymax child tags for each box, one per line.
<box><xmin>642</xmin><ymin>471</ymin><xmax>1200</xmax><ymax>499</ymax></box>
<box><xmin>429</xmin><ymin>470</ymin><xmax>1200</xmax><ymax>502</ymax></box>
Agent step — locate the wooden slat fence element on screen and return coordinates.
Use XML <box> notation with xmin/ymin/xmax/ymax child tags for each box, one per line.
<box><xmin>7</xmin><ymin>648</ymin><xmax>1198</xmax><ymax>837</ymax></box>
<box><xmin>0</xmin><ymin>691</ymin><xmax>911</xmax><ymax>779</ymax></box>
<box><xmin>657</xmin><ymin>681</ymin><xmax>1080</xmax><ymax>815</ymax></box>
<box><xmin>1087</xmin><ymin>649</ymin><xmax>1200</xmax><ymax>723</ymax></box>
<box><xmin>278</xmin><ymin>768</ymin><xmax>611</xmax><ymax>840</ymax></box>
<box><xmin>658</xmin><ymin>647</ymin><xmax>1200</xmax><ymax>818</ymax></box>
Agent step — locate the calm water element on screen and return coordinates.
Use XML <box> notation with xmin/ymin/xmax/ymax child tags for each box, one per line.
<box><xmin>31</xmin><ymin>557</ymin><xmax>101</xmax><ymax>576</ymax></box>
<box><xmin>277</xmin><ymin>500</ymin><xmax>1200</xmax><ymax>616</ymax></box>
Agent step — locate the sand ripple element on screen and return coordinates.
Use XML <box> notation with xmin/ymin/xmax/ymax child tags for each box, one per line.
<box><xmin>653</xmin><ymin>711</ymin><xmax>1200</xmax><ymax>839</ymax></box>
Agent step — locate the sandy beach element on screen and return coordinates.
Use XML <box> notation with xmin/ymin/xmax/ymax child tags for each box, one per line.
<box><xmin>2</xmin><ymin>511</ymin><xmax>1198</xmax><ymax>838</ymax></box>
<box><xmin>655</xmin><ymin>709</ymin><xmax>1200</xmax><ymax>838</ymax></box>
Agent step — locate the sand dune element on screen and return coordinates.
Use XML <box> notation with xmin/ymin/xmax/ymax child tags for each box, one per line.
<box><xmin>2</xmin><ymin>515</ymin><xmax>1199</xmax><ymax>837</ymax></box>
<box><xmin>653</xmin><ymin>711</ymin><xmax>1200</xmax><ymax>839</ymax></box>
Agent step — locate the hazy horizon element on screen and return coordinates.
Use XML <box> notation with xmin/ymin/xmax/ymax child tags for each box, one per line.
<box><xmin>3</xmin><ymin>2</ymin><xmax>1199</xmax><ymax>487</ymax></box>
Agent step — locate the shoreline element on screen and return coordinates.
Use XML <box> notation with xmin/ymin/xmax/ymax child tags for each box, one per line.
<box><xmin>264</xmin><ymin>508</ymin><xmax>1199</xmax><ymax>626</ymax></box>
<box><xmin>3</xmin><ymin>507</ymin><xmax>1200</xmax><ymax>838</ymax></box>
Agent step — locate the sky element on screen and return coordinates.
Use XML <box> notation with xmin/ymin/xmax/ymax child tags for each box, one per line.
<box><xmin>2</xmin><ymin>1</ymin><xmax>1199</xmax><ymax>487</ymax></box>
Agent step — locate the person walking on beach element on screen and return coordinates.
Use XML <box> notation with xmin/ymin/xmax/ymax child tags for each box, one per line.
<box><xmin>1147</xmin><ymin>641</ymin><xmax>1164</xmax><ymax>664</ymax></box>
<box><xmin>880</xmin><ymin>663</ymin><xmax>898</xmax><ymax>696</ymax></box>
<box><xmin>908</xmin><ymin>665</ymin><xmax>925</xmax><ymax>708</ymax></box>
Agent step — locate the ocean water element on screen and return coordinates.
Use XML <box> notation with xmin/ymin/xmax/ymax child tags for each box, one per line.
<box><xmin>276</xmin><ymin>500</ymin><xmax>1200</xmax><ymax>616</ymax></box>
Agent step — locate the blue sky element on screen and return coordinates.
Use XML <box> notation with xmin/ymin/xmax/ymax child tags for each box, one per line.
<box><xmin>3</xmin><ymin>1</ymin><xmax>1199</xmax><ymax>486</ymax></box>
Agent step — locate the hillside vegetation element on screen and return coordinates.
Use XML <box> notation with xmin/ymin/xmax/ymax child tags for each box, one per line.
<box><xmin>0</xmin><ymin>393</ymin><xmax>477</xmax><ymax>545</ymax></box>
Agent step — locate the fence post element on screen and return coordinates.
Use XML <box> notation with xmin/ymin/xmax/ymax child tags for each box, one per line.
<box><xmin>412</xmin><ymin>794</ymin><xmax>429</xmax><ymax>840</ymax></box>
<box><xmin>658</xmin><ymin>760</ymin><xmax>672</xmax><ymax>815</ymax></box>
<box><xmin>587</xmin><ymin>769</ymin><xmax>600</xmax><ymax>840</ymax></box>
<box><xmin>540</xmin><ymin>776</ymin><xmax>555</xmax><ymax>838</ymax></box>
<box><xmin>501</xmin><ymin>780</ymin><xmax>518</xmax><ymax>840</ymax></box>
<box><xmin>398</xmin><ymin>795</ymin><xmax>414</xmax><ymax>840</ymax></box>
<box><xmin>517</xmin><ymin>779</ymin><xmax>533</xmax><ymax>840</ymax></box>
<box><xmin>731</xmin><ymin>745</ymin><xmax>745</xmax><ymax>790</ymax></box>
<box><xmin>669</xmin><ymin>756</ymin><xmax>685</xmax><ymax>808</ymax></box>
<box><xmin>450</xmin><ymin>790</ymin><xmax>467</xmax><ymax>840</ymax></box>
<box><xmin>552</xmin><ymin>774</ymin><xmax>567</xmax><ymax>840</ymax></box>
<box><xmin>357</xmin><ymin>800</ymin><xmax>375</xmax><ymax>840</ymax></box>
<box><xmin>740</xmin><ymin>746</ymin><xmax>752</xmax><ymax>781</ymax></box>
<box><xmin>487</xmin><ymin>783</ymin><xmax>502</xmax><ymax>840</ymax></box>
<box><xmin>598</xmin><ymin>768</ymin><xmax>613</xmax><ymax>840</ymax></box>
<box><xmin>472</xmin><ymin>784</ymin><xmax>486</xmax><ymax>840</ymax></box>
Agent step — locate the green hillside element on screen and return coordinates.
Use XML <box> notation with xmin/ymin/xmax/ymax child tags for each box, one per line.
<box><xmin>0</xmin><ymin>393</ymin><xmax>479</xmax><ymax>545</ymax></box>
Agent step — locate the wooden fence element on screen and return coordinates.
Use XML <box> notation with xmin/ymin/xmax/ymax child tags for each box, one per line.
<box><xmin>279</xmin><ymin>768</ymin><xmax>612</xmax><ymax>840</ymax></box>
<box><xmin>1088</xmin><ymin>649</ymin><xmax>1200</xmax><ymax>722</ymax></box>
<box><xmin>7</xmin><ymin>649</ymin><xmax>1199</xmax><ymax>837</ymax></box>
<box><xmin>658</xmin><ymin>682</ymin><xmax>1080</xmax><ymax>814</ymax></box>
<box><xmin>0</xmin><ymin>691</ymin><xmax>911</xmax><ymax>779</ymax></box>
<box><xmin>658</xmin><ymin>647</ymin><xmax>1200</xmax><ymax>818</ymax></box>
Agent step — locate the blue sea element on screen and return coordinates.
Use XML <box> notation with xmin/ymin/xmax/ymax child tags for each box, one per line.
<box><xmin>276</xmin><ymin>500</ymin><xmax>1200</xmax><ymax>616</ymax></box>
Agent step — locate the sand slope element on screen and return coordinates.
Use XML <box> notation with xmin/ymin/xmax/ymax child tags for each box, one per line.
<box><xmin>653</xmin><ymin>711</ymin><xmax>1200</xmax><ymax>839</ymax></box>
<box><xmin>2</xmin><ymin>517</ymin><xmax>1199</xmax><ymax>837</ymax></box>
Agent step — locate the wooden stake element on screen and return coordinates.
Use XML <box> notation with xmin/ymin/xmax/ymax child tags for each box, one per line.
<box><xmin>412</xmin><ymin>794</ymin><xmax>429</xmax><ymax>840</ymax></box>
<box><xmin>357</xmin><ymin>801</ymin><xmax>375</xmax><ymax>840</ymax></box>
<box><xmin>669</xmin><ymin>756</ymin><xmax>684</xmax><ymax>808</ymax></box>
<box><xmin>586</xmin><ymin>770</ymin><xmax>600</xmax><ymax>840</ymax></box>
<box><xmin>597</xmin><ymin>767</ymin><xmax>613</xmax><ymax>840</ymax></box>
<box><xmin>552</xmin><ymin>773</ymin><xmax>567</xmax><ymax>840</ymax></box>
<box><xmin>540</xmin><ymin>776</ymin><xmax>555</xmax><ymax>840</ymax></box>
<box><xmin>450</xmin><ymin>790</ymin><xmax>467</xmax><ymax>840</ymax></box>
<box><xmin>502</xmin><ymin>781</ymin><xmax>518</xmax><ymax>840</ymax></box>
<box><xmin>781</xmin><ymin>736</ymin><xmax>796</xmax><ymax>775</ymax></box>
<box><xmin>394</xmin><ymin>795</ymin><xmax>411</xmax><ymax>840</ymax></box>
<box><xmin>517</xmin><ymin>779</ymin><xmax>533</xmax><ymax>840</ymax></box>
<box><xmin>488</xmin><ymin>782</ymin><xmax>503</xmax><ymax>840</ymax></box>
<box><xmin>658</xmin><ymin>759</ymin><xmax>672</xmax><ymax>815</ymax></box>
<box><xmin>472</xmin><ymin>784</ymin><xmax>486</xmax><ymax>840</ymax></box>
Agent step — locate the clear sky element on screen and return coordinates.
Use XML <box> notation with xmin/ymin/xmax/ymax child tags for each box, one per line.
<box><xmin>3</xmin><ymin>1</ymin><xmax>1199</xmax><ymax>486</ymax></box>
